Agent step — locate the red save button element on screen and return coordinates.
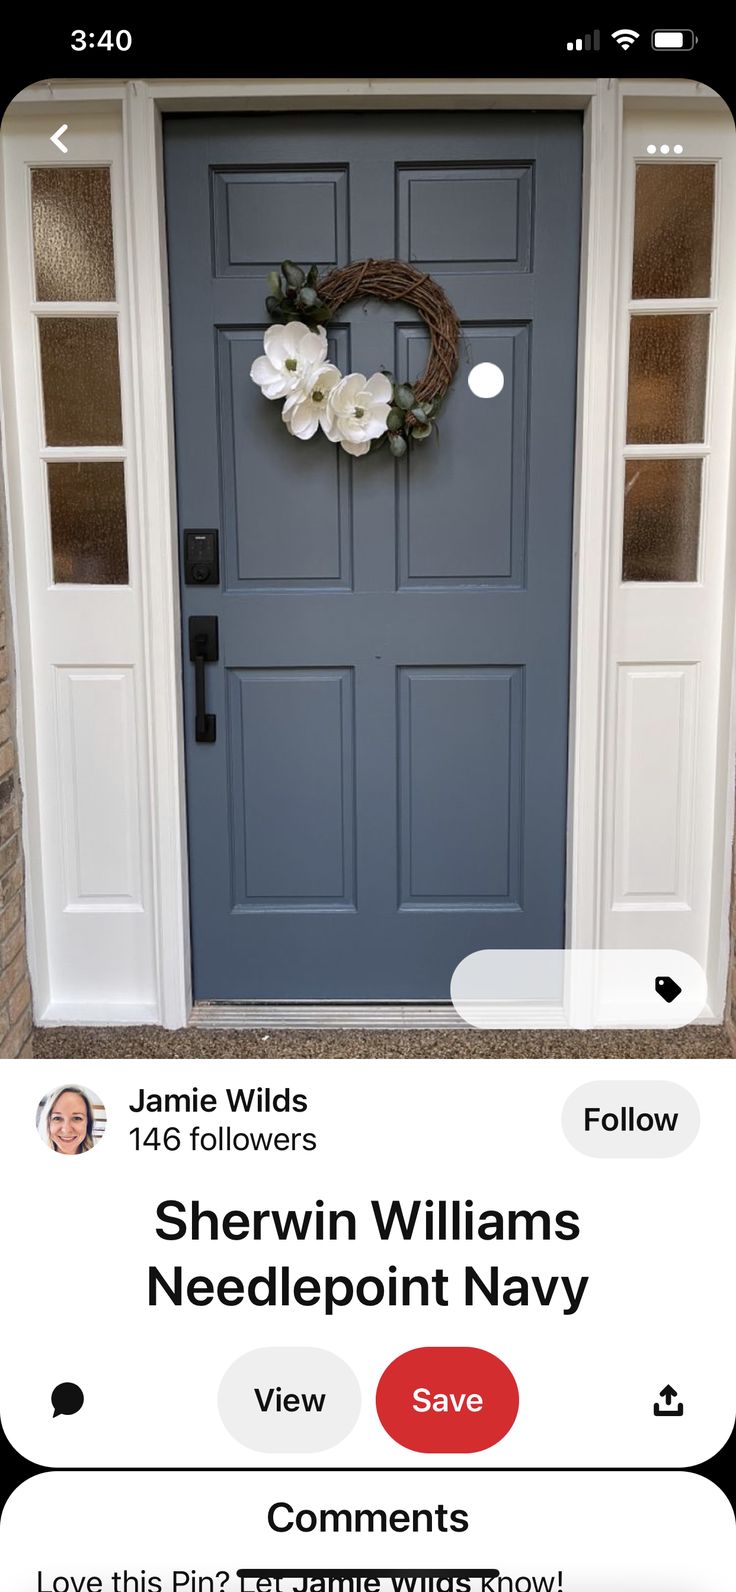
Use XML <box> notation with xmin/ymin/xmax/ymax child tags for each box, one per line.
<box><xmin>376</xmin><ymin>1346</ymin><xmax>519</xmax><ymax>1453</ymax></box>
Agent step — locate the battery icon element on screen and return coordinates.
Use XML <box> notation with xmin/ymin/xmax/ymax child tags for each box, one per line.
<box><xmin>652</xmin><ymin>29</ymin><xmax>697</xmax><ymax>48</ymax></box>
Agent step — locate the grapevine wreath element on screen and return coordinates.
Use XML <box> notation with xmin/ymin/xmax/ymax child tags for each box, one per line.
<box><xmin>250</xmin><ymin>258</ymin><xmax>461</xmax><ymax>458</ymax></box>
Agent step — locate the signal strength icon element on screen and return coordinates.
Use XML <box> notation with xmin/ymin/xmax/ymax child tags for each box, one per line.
<box><xmin>566</xmin><ymin>30</ymin><xmax>601</xmax><ymax>50</ymax></box>
<box><xmin>612</xmin><ymin>27</ymin><xmax>640</xmax><ymax>48</ymax></box>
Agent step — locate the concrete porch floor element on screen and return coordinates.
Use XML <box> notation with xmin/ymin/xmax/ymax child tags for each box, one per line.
<box><xmin>32</xmin><ymin>1024</ymin><xmax>734</xmax><ymax>1058</ymax></box>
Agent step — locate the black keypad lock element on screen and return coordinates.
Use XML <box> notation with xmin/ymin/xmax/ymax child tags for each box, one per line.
<box><xmin>185</xmin><ymin>529</ymin><xmax>219</xmax><ymax>585</ymax></box>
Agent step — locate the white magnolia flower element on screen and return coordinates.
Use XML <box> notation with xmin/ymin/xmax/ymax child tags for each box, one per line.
<box><xmin>282</xmin><ymin>362</ymin><xmax>342</xmax><ymax>439</ymax></box>
<box><xmin>324</xmin><ymin>371</ymin><xmax>393</xmax><ymax>456</ymax></box>
<box><xmin>250</xmin><ymin>321</ymin><xmax>329</xmax><ymax>400</ymax></box>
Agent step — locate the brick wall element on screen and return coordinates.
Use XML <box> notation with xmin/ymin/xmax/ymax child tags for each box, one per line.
<box><xmin>0</xmin><ymin>466</ymin><xmax>33</xmax><ymax>1057</ymax></box>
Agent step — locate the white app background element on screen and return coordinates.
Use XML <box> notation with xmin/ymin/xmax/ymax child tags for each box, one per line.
<box><xmin>0</xmin><ymin>1060</ymin><xmax>732</xmax><ymax>1467</ymax></box>
<box><xmin>1</xmin><ymin>1472</ymin><xmax>733</xmax><ymax>1592</ymax></box>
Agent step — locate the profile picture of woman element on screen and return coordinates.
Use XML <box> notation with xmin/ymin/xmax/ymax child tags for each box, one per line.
<box><xmin>36</xmin><ymin>1084</ymin><xmax>106</xmax><ymax>1155</ymax></box>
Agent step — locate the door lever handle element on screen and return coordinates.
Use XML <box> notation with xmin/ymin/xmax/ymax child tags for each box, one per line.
<box><xmin>189</xmin><ymin>615</ymin><xmax>218</xmax><ymax>743</ymax></box>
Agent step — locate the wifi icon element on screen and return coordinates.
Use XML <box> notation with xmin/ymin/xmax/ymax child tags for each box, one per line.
<box><xmin>612</xmin><ymin>27</ymin><xmax>640</xmax><ymax>49</ymax></box>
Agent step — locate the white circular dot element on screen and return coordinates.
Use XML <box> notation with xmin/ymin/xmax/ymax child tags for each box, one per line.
<box><xmin>468</xmin><ymin>362</ymin><xmax>505</xmax><ymax>399</ymax></box>
<box><xmin>674</xmin><ymin>143</ymin><xmax>684</xmax><ymax>154</ymax></box>
<box><xmin>647</xmin><ymin>144</ymin><xmax>657</xmax><ymax>154</ymax></box>
<box><xmin>660</xmin><ymin>144</ymin><xmax>670</xmax><ymax>154</ymax></box>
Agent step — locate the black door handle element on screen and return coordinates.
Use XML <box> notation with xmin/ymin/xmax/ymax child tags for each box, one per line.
<box><xmin>188</xmin><ymin>615</ymin><xmax>218</xmax><ymax>743</ymax></box>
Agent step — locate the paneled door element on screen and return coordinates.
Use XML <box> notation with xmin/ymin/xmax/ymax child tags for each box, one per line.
<box><xmin>164</xmin><ymin>112</ymin><xmax>582</xmax><ymax>1000</ymax></box>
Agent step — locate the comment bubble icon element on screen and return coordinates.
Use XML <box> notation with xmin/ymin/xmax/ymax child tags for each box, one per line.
<box><xmin>51</xmin><ymin>1383</ymin><xmax>84</xmax><ymax>1419</ymax></box>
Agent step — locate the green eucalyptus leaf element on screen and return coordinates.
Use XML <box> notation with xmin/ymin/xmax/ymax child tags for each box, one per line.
<box><xmin>282</xmin><ymin>260</ymin><xmax>305</xmax><ymax>289</ymax></box>
<box><xmin>412</xmin><ymin>421</ymin><xmax>432</xmax><ymax>440</ymax></box>
<box><xmin>389</xmin><ymin>432</ymin><xmax>408</xmax><ymax>458</ymax></box>
<box><xmin>387</xmin><ymin>408</ymin><xmax>404</xmax><ymax>432</ymax></box>
<box><xmin>298</xmin><ymin>285</ymin><xmax>318</xmax><ymax>309</ymax></box>
<box><xmin>267</xmin><ymin>270</ymin><xmax>283</xmax><ymax>297</ymax></box>
<box><xmin>307</xmin><ymin>264</ymin><xmax>319</xmax><ymax>286</ymax></box>
<box><xmin>395</xmin><ymin>384</ymin><xmax>415</xmax><ymax>410</ymax></box>
<box><xmin>411</xmin><ymin>405</ymin><xmax>428</xmax><ymax>424</ymax></box>
<box><xmin>265</xmin><ymin>295</ymin><xmax>283</xmax><ymax>317</ymax></box>
<box><xmin>310</xmin><ymin>306</ymin><xmax>333</xmax><ymax>323</ymax></box>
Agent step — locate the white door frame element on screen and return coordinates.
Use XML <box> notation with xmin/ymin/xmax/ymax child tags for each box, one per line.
<box><xmin>2</xmin><ymin>76</ymin><xmax>734</xmax><ymax>1027</ymax></box>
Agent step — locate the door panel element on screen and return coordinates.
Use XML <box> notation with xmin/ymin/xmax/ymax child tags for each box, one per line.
<box><xmin>397</xmin><ymin>323</ymin><xmax>529</xmax><ymax>587</ymax></box>
<box><xmin>227</xmin><ymin>667</ymin><xmax>356</xmax><ymax>911</ymax></box>
<box><xmin>218</xmin><ymin>323</ymin><xmax>354</xmax><ymax>589</ymax></box>
<box><xmin>397</xmin><ymin>666</ymin><xmax>523</xmax><ymax>907</ymax></box>
<box><xmin>164</xmin><ymin>111</ymin><xmax>582</xmax><ymax>1000</ymax></box>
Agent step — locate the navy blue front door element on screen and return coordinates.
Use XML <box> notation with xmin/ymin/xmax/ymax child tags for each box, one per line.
<box><xmin>164</xmin><ymin>111</ymin><xmax>582</xmax><ymax>1000</ymax></box>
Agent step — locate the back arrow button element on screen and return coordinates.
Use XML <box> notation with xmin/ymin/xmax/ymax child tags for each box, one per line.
<box><xmin>50</xmin><ymin>125</ymin><xmax>69</xmax><ymax>153</ymax></box>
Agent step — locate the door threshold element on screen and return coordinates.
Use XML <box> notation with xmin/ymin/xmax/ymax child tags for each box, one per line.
<box><xmin>189</xmin><ymin>1003</ymin><xmax>467</xmax><ymax>1030</ymax></box>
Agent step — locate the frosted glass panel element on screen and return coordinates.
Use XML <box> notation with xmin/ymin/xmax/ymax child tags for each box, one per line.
<box><xmin>623</xmin><ymin>458</ymin><xmax>702</xmax><ymax>582</ymax></box>
<box><xmin>632</xmin><ymin>164</ymin><xmax>714</xmax><ymax>299</ymax></box>
<box><xmin>626</xmin><ymin>315</ymin><xmax>709</xmax><ymax>444</ymax></box>
<box><xmin>31</xmin><ymin>167</ymin><xmax>116</xmax><ymax>302</ymax></box>
<box><xmin>48</xmin><ymin>462</ymin><xmax>128</xmax><ymax>584</ymax></box>
<box><xmin>39</xmin><ymin>318</ymin><xmax>122</xmax><ymax>446</ymax></box>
